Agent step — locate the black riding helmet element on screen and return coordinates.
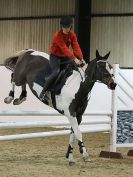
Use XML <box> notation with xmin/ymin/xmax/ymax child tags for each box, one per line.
<box><xmin>60</xmin><ymin>16</ymin><xmax>73</xmax><ymax>28</ymax></box>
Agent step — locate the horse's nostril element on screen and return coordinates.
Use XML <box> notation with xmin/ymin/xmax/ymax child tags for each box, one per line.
<box><xmin>110</xmin><ymin>82</ymin><xmax>117</xmax><ymax>90</ymax></box>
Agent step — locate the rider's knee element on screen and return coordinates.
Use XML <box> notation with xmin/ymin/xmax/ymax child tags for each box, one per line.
<box><xmin>53</xmin><ymin>69</ymin><xmax>60</xmax><ymax>76</ymax></box>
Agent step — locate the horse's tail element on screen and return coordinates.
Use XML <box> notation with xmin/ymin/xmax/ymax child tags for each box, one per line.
<box><xmin>3</xmin><ymin>49</ymin><xmax>34</xmax><ymax>72</ymax></box>
<box><xmin>3</xmin><ymin>56</ymin><xmax>19</xmax><ymax>72</ymax></box>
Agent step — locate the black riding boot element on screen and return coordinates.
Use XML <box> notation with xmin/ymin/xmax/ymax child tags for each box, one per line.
<box><xmin>39</xmin><ymin>75</ymin><xmax>55</xmax><ymax>101</ymax></box>
<box><xmin>39</xmin><ymin>84</ymin><xmax>47</xmax><ymax>100</ymax></box>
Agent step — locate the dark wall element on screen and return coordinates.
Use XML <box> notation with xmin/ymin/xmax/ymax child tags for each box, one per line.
<box><xmin>75</xmin><ymin>0</ymin><xmax>91</xmax><ymax>63</ymax></box>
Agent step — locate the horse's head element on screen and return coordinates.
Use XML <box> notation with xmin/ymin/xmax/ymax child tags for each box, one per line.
<box><xmin>94</xmin><ymin>50</ymin><xmax>116</xmax><ymax>90</ymax></box>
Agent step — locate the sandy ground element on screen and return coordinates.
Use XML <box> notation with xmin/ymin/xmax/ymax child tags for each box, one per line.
<box><xmin>0</xmin><ymin>127</ymin><xmax>132</xmax><ymax>177</ymax></box>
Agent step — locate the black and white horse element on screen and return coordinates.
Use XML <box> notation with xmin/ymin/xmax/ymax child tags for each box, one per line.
<box><xmin>3</xmin><ymin>49</ymin><xmax>116</xmax><ymax>165</ymax></box>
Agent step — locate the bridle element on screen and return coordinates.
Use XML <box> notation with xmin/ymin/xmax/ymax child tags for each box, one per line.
<box><xmin>96</xmin><ymin>60</ymin><xmax>114</xmax><ymax>88</ymax></box>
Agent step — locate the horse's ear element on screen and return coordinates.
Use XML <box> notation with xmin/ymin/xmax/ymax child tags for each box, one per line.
<box><xmin>103</xmin><ymin>51</ymin><xmax>111</xmax><ymax>60</ymax></box>
<box><xmin>96</xmin><ymin>50</ymin><xmax>100</xmax><ymax>59</ymax></box>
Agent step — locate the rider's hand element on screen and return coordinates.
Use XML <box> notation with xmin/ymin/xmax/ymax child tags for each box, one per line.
<box><xmin>74</xmin><ymin>58</ymin><xmax>82</xmax><ymax>65</ymax></box>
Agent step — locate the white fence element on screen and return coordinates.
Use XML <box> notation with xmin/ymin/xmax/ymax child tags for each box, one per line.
<box><xmin>112</xmin><ymin>64</ymin><xmax>133</xmax><ymax>152</ymax></box>
<box><xmin>0</xmin><ymin>110</ymin><xmax>111</xmax><ymax>141</ymax></box>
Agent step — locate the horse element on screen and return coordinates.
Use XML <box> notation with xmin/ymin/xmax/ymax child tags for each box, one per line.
<box><xmin>2</xmin><ymin>49</ymin><xmax>116</xmax><ymax>165</ymax></box>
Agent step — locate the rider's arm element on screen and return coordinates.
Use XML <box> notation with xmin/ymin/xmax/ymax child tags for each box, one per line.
<box><xmin>52</xmin><ymin>33</ymin><xmax>76</xmax><ymax>60</ymax></box>
<box><xmin>71</xmin><ymin>32</ymin><xmax>83</xmax><ymax>60</ymax></box>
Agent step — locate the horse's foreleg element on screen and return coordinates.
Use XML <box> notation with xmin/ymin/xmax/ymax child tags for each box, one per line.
<box><xmin>77</xmin><ymin>116</ymin><xmax>90</xmax><ymax>162</ymax></box>
<box><xmin>4</xmin><ymin>73</ymin><xmax>15</xmax><ymax>104</ymax></box>
<box><xmin>13</xmin><ymin>85</ymin><xmax>27</xmax><ymax>105</ymax></box>
<box><xmin>67</xmin><ymin>114</ymin><xmax>90</xmax><ymax>162</ymax></box>
<box><xmin>66</xmin><ymin>131</ymin><xmax>76</xmax><ymax>165</ymax></box>
<box><xmin>78</xmin><ymin>141</ymin><xmax>90</xmax><ymax>162</ymax></box>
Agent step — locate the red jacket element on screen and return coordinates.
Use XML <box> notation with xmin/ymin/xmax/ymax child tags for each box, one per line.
<box><xmin>50</xmin><ymin>30</ymin><xmax>83</xmax><ymax>60</ymax></box>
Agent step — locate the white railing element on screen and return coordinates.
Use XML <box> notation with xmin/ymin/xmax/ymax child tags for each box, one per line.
<box><xmin>0</xmin><ymin>124</ymin><xmax>111</xmax><ymax>141</ymax></box>
<box><xmin>0</xmin><ymin>111</ymin><xmax>111</xmax><ymax>141</ymax></box>
<box><xmin>0</xmin><ymin>110</ymin><xmax>112</xmax><ymax>116</ymax></box>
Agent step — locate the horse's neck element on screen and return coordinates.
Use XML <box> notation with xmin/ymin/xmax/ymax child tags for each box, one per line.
<box><xmin>68</xmin><ymin>65</ymin><xmax>95</xmax><ymax>95</ymax></box>
<box><xmin>82</xmin><ymin>63</ymin><xmax>96</xmax><ymax>93</ymax></box>
<box><xmin>84</xmin><ymin>62</ymin><xmax>96</xmax><ymax>80</ymax></box>
<box><xmin>63</xmin><ymin>65</ymin><xmax>95</xmax><ymax>96</ymax></box>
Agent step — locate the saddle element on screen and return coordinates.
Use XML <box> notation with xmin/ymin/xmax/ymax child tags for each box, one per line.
<box><xmin>34</xmin><ymin>63</ymin><xmax>76</xmax><ymax>95</ymax></box>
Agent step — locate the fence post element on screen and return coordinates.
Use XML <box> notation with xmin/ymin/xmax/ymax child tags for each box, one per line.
<box><xmin>111</xmin><ymin>64</ymin><xmax>119</xmax><ymax>152</ymax></box>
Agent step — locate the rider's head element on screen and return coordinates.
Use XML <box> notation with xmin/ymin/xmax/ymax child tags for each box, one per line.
<box><xmin>60</xmin><ymin>16</ymin><xmax>73</xmax><ymax>34</ymax></box>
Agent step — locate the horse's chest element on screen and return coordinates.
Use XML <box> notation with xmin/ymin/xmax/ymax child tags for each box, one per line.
<box><xmin>55</xmin><ymin>73</ymin><xmax>82</xmax><ymax>112</ymax></box>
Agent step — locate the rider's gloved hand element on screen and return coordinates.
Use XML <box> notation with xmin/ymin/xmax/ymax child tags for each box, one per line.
<box><xmin>74</xmin><ymin>58</ymin><xmax>83</xmax><ymax>65</ymax></box>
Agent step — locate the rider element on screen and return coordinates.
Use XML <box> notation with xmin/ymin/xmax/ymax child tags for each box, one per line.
<box><xmin>40</xmin><ymin>16</ymin><xmax>85</xmax><ymax>100</ymax></box>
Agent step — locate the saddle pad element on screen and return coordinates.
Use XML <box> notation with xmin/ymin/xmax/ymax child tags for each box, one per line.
<box><xmin>34</xmin><ymin>63</ymin><xmax>52</xmax><ymax>87</ymax></box>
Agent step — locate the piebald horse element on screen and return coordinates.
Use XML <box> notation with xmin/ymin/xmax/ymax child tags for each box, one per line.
<box><xmin>3</xmin><ymin>49</ymin><xmax>116</xmax><ymax>165</ymax></box>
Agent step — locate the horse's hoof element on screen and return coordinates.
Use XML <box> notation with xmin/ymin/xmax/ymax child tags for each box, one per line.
<box><xmin>83</xmin><ymin>152</ymin><xmax>91</xmax><ymax>162</ymax></box>
<box><xmin>4</xmin><ymin>96</ymin><xmax>14</xmax><ymax>104</ymax></box>
<box><xmin>83</xmin><ymin>156</ymin><xmax>91</xmax><ymax>162</ymax></box>
<box><xmin>69</xmin><ymin>161</ymin><xmax>76</xmax><ymax>166</ymax></box>
<box><xmin>13</xmin><ymin>97</ymin><xmax>26</xmax><ymax>105</ymax></box>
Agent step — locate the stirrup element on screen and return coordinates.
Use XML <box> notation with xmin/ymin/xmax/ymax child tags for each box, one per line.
<box><xmin>40</xmin><ymin>91</ymin><xmax>48</xmax><ymax>102</ymax></box>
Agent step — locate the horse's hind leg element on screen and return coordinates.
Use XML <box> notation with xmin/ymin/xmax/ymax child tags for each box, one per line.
<box><xmin>4</xmin><ymin>73</ymin><xmax>15</xmax><ymax>104</ymax></box>
<box><xmin>13</xmin><ymin>84</ymin><xmax>27</xmax><ymax>105</ymax></box>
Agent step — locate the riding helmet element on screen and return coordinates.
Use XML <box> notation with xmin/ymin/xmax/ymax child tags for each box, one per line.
<box><xmin>60</xmin><ymin>16</ymin><xmax>73</xmax><ymax>28</ymax></box>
